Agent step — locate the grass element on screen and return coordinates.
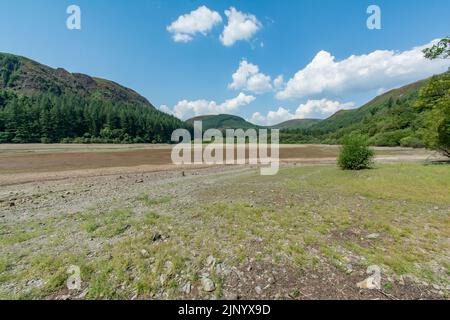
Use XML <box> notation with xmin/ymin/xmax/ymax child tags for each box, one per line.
<box><xmin>138</xmin><ymin>194</ymin><xmax>172</xmax><ymax>207</ymax></box>
<box><xmin>81</xmin><ymin>209</ymin><xmax>133</xmax><ymax>238</ymax></box>
<box><xmin>0</xmin><ymin>163</ymin><xmax>448</xmax><ymax>299</ymax></box>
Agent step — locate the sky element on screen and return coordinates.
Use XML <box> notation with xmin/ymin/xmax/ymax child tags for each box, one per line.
<box><xmin>0</xmin><ymin>0</ymin><xmax>449</xmax><ymax>125</ymax></box>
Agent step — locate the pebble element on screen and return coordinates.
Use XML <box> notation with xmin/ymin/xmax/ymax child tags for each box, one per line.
<box><xmin>181</xmin><ymin>282</ymin><xmax>192</xmax><ymax>294</ymax></box>
<box><xmin>255</xmin><ymin>286</ymin><xmax>263</xmax><ymax>295</ymax></box>
<box><xmin>201</xmin><ymin>277</ymin><xmax>215</xmax><ymax>292</ymax></box>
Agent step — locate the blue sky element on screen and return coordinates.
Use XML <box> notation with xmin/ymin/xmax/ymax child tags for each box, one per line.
<box><xmin>1</xmin><ymin>0</ymin><xmax>449</xmax><ymax>124</ymax></box>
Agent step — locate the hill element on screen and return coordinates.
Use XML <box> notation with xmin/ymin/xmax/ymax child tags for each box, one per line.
<box><xmin>186</xmin><ymin>114</ymin><xmax>260</xmax><ymax>131</ymax></box>
<box><xmin>0</xmin><ymin>53</ymin><xmax>152</xmax><ymax>107</ymax></box>
<box><xmin>271</xmin><ymin>119</ymin><xmax>321</xmax><ymax>130</ymax></box>
<box><xmin>282</xmin><ymin>72</ymin><xmax>449</xmax><ymax>147</ymax></box>
<box><xmin>0</xmin><ymin>53</ymin><xmax>187</xmax><ymax>143</ymax></box>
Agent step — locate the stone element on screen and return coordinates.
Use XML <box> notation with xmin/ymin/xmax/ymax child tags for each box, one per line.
<box><xmin>255</xmin><ymin>286</ymin><xmax>263</xmax><ymax>295</ymax></box>
<box><xmin>181</xmin><ymin>282</ymin><xmax>192</xmax><ymax>294</ymax></box>
<box><xmin>357</xmin><ymin>277</ymin><xmax>378</xmax><ymax>290</ymax></box>
<box><xmin>224</xmin><ymin>292</ymin><xmax>239</xmax><ymax>300</ymax></box>
<box><xmin>140</xmin><ymin>249</ymin><xmax>149</xmax><ymax>257</ymax></box>
<box><xmin>77</xmin><ymin>288</ymin><xmax>89</xmax><ymax>299</ymax></box>
<box><xmin>366</xmin><ymin>233</ymin><xmax>380</xmax><ymax>239</ymax></box>
<box><xmin>201</xmin><ymin>277</ymin><xmax>215</xmax><ymax>292</ymax></box>
<box><xmin>206</xmin><ymin>255</ymin><xmax>216</xmax><ymax>268</ymax></box>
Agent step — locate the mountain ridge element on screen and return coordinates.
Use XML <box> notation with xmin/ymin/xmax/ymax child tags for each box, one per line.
<box><xmin>0</xmin><ymin>52</ymin><xmax>187</xmax><ymax>144</ymax></box>
<box><xmin>0</xmin><ymin>52</ymin><xmax>154</xmax><ymax>108</ymax></box>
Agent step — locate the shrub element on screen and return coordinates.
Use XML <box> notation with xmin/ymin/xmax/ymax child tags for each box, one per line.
<box><xmin>400</xmin><ymin>136</ymin><xmax>425</xmax><ymax>148</ymax></box>
<box><xmin>338</xmin><ymin>134</ymin><xmax>374</xmax><ymax>170</ymax></box>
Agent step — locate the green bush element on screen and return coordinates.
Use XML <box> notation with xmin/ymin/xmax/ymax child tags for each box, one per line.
<box><xmin>338</xmin><ymin>134</ymin><xmax>374</xmax><ymax>170</ymax></box>
<box><xmin>400</xmin><ymin>136</ymin><xmax>425</xmax><ymax>148</ymax></box>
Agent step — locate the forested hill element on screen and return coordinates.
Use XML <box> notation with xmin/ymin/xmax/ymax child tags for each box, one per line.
<box><xmin>186</xmin><ymin>114</ymin><xmax>260</xmax><ymax>130</ymax></box>
<box><xmin>0</xmin><ymin>53</ymin><xmax>188</xmax><ymax>143</ymax></box>
<box><xmin>282</xmin><ymin>71</ymin><xmax>450</xmax><ymax>147</ymax></box>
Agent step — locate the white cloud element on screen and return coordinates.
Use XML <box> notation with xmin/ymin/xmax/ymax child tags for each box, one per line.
<box><xmin>167</xmin><ymin>6</ymin><xmax>222</xmax><ymax>43</ymax></box>
<box><xmin>273</xmin><ymin>75</ymin><xmax>284</xmax><ymax>89</ymax></box>
<box><xmin>250</xmin><ymin>99</ymin><xmax>355</xmax><ymax>125</ymax></box>
<box><xmin>228</xmin><ymin>60</ymin><xmax>273</xmax><ymax>94</ymax></box>
<box><xmin>220</xmin><ymin>7</ymin><xmax>262</xmax><ymax>46</ymax></box>
<box><xmin>277</xmin><ymin>40</ymin><xmax>450</xmax><ymax>100</ymax></box>
<box><xmin>295</xmin><ymin>99</ymin><xmax>355</xmax><ymax>119</ymax></box>
<box><xmin>161</xmin><ymin>93</ymin><xmax>255</xmax><ymax>120</ymax></box>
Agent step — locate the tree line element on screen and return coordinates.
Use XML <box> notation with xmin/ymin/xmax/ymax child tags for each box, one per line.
<box><xmin>0</xmin><ymin>91</ymin><xmax>189</xmax><ymax>144</ymax></box>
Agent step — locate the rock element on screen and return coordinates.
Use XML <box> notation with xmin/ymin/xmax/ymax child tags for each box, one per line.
<box><xmin>9</xmin><ymin>202</ymin><xmax>15</xmax><ymax>207</ymax></box>
<box><xmin>181</xmin><ymin>282</ymin><xmax>192</xmax><ymax>294</ymax></box>
<box><xmin>140</xmin><ymin>249</ymin><xmax>149</xmax><ymax>257</ymax></box>
<box><xmin>135</xmin><ymin>179</ymin><xmax>144</xmax><ymax>183</ymax></box>
<box><xmin>152</xmin><ymin>232</ymin><xmax>162</xmax><ymax>242</ymax></box>
<box><xmin>357</xmin><ymin>277</ymin><xmax>378</xmax><ymax>290</ymax></box>
<box><xmin>201</xmin><ymin>277</ymin><xmax>215</xmax><ymax>292</ymax></box>
<box><xmin>26</xmin><ymin>279</ymin><xmax>44</xmax><ymax>288</ymax></box>
<box><xmin>366</xmin><ymin>233</ymin><xmax>380</xmax><ymax>239</ymax></box>
<box><xmin>77</xmin><ymin>288</ymin><xmax>89</xmax><ymax>299</ymax></box>
<box><xmin>432</xmin><ymin>284</ymin><xmax>442</xmax><ymax>290</ymax></box>
<box><xmin>224</xmin><ymin>292</ymin><xmax>239</xmax><ymax>300</ymax></box>
<box><xmin>206</xmin><ymin>255</ymin><xmax>216</xmax><ymax>268</ymax></box>
<box><xmin>255</xmin><ymin>286</ymin><xmax>263</xmax><ymax>295</ymax></box>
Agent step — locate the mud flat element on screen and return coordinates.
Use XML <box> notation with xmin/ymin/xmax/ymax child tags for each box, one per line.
<box><xmin>0</xmin><ymin>145</ymin><xmax>448</xmax><ymax>300</ymax></box>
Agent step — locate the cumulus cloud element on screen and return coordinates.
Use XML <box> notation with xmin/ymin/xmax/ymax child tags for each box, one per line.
<box><xmin>273</xmin><ymin>75</ymin><xmax>285</xmax><ymax>89</ymax></box>
<box><xmin>228</xmin><ymin>60</ymin><xmax>273</xmax><ymax>94</ymax></box>
<box><xmin>276</xmin><ymin>40</ymin><xmax>450</xmax><ymax>100</ymax></box>
<box><xmin>220</xmin><ymin>7</ymin><xmax>261</xmax><ymax>46</ymax></box>
<box><xmin>250</xmin><ymin>99</ymin><xmax>355</xmax><ymax>125</ymax></box>
<box><xmin>161</xmin><ymin>93</ymin><xmax>255</xmax><ymax>120</ymax></box>
<box><xmin>167</xmin><ymin>6</ymin><xmax>222</xmax><ymax>43</ymax></box>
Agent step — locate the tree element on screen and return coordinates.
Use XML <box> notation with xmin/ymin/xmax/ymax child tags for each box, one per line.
<box><xmin>338</xmin><ymin>134</ymin><xmax>374</xmax><ymax>170</ymax></box>
<box><xmin>416</xmin><ymin>72</ymin><xmax>450</xmax><ymax>157</ymax></box>
<box><xmin>423</xmin><ymin>37</ymin><xmax>450</xmax><ymax>60</ymax></box>
<box><xmin>0</xmin><ymin>91</ymin><xmax>189</xmax><ymax>144</ymax></box>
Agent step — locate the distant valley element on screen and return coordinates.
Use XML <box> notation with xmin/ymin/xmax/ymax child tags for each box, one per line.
<box><xmin>1</xmin><ymin>52</ymin><xmax>448</xmax><ymax>147</ymax></box>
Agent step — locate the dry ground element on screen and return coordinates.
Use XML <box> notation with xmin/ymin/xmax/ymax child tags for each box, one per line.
<box><xmin>0</xmin><ymin>144</ymin><xmax>448</xmax><ymax>300</ymax></box>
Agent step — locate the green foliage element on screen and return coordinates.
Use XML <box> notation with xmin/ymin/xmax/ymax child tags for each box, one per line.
<box><xmin>400</xmin><ymin>136</ymin><xmax>426</xmax><ymax>148</ymax></box>
<box><xmin>338</xmin><ymin>134</ymin><xmax>374</xmax><ymax>170</ymax></box>
<box><xmin>187</xmin><ymin>114</ymin><xmax>260</xmax><ymax>131</ymax></box>
<box><xmin>278</xmin><ymin>75</ymin><xmax>447</xmax><ymax>147</ymax></box>
<box><xmin>416</xmin><ymin>72</ymin><xmax>450</xmax><ymax>157</ymax></box>
<box><xmin>0</xmin><ymin>54</ymin><xmax>20</xmax><ymax>87</ymax></box>
<box><xmin>423</xmin><ymin>37</ymin><xmax>450</xmax><ymax>60</ymax></box>
<box><xmin>0</xmin><ymin>91</ymin><xmax>189</xmax><ymax>144</ymax></box>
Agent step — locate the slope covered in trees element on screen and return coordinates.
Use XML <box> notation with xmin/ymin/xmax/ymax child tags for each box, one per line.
<box><xmin>0</xmin><ymin>53</ymin><xmax>188</xmax><ymax>143</ymax></box>
<box><xmin>186</xmin><ymin>114</ymin><xmax>260</xmax><ymax>131</ymax></box>
<box><xmin>282</xmin><ymin>72</ymin><xmax>450</xmax><ymax>148</ymax></box>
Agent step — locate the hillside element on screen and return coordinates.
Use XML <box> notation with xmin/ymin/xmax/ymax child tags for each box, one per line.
<box><xmin>0</xmin><ymin>53</ymin><xmax>188</xmax><ymax>143</ymax></box>
<box><xmin>311</xmin><ymin>80</ymin><xmax>426</xmax><ymax>134</ymax></box>
<box><xmin>0</xmin><ymin>53</ymin><xmax>152</xmax><ymax>107</ymax></box>
<box><xmin>282</xmin><ymin>72</ymin><xmax>450</xmax><ymax>147</ymax></box>
<box><xmin>187</xmin><ymin>72</ymin><xmax>449</xmax><ymax>147</ymax></box>
<box><xmin>186</xmin><ymin>114</ymin><xmax>260</xmax><ymax>131</ymax></box>
<box><xmin>271</xmin><ymin>119</ymin><xmax>321</xmax><ymax>130</ymax></box>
